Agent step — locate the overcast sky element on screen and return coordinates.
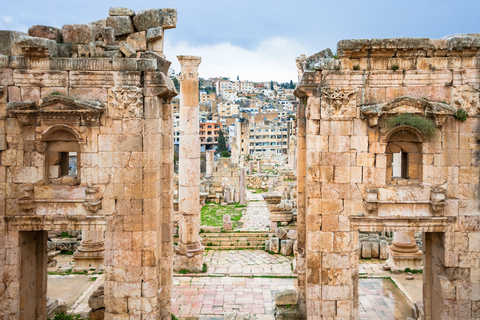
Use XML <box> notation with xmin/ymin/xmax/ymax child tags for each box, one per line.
<box><xmin>1</xmin><ymin>0</ymin><xmax>479</xmax><ymax>82</ymax></box>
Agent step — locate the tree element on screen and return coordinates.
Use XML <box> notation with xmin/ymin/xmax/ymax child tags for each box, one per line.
<box><xmin>289</xmin><ymin>80</ymin><xmax>295</xmax><ymax>89</ymax></box>
<box><xmin>270</xmin><ymin>81</ymin><xmax>274</xmax><ymax>90</ymax></box>
<box><xmin>216</xmin><ymin>130</ymin><xmax>228</xmax><ymax>153</ymax></box>
<box><xmin>173</xmin><ymin>77</ymin><xmax>180</xmax><ymax>91</ymax></box>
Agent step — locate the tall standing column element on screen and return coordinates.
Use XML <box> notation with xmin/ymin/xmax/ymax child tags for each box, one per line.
<box><xmin>206</xmin><ymin>149</ymin><xmax>214</xmax><ymax>176</ymax></box>
<box><xmin>174</xmin><ymin>55</ymin><xmax>204</xmax><ymax>272</ymax></box>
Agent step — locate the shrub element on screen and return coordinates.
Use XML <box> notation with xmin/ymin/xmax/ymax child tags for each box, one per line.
<box><xmin>220</xmin><ymin>150</ymin><xmax>231</xmax><ymax>158</ymax></box>
<box><xmin>391</xmin><ymin>65</ymin><xmax>399</xmax><ymax>71</ymax></box>
<box><xmin>353</xmin><ymin>64</ymin><xmax>360</xmax><ymax>70</ymax></box>
<box><xmin>202</xmin><ymin>263</ymin><xmax>208</xmax><ymax>273</ymax></box>
<box><xmin>454</xmin><ymin>108</ymin><xmax>469</xmax><ymax>121</ymax></box>
<box><xmin>387</xmin><ymin>113</ymin><xmax>436</xmax><ymax>138</ymax></box>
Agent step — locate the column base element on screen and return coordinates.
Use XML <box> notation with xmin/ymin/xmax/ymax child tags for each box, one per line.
<box><xmin>173</xmin><ymin>253</ymin><xmax>204</xmax><ymax>272</ymax></box>
<box><xmin>386</xmin><ymin>245</ymin><xmax>422</xmax><ymax>272</ymax></box>
<box><xmin>73</xmin><ymin>243</ymin><xmax>104</xmax><ymax>272</ymax></box>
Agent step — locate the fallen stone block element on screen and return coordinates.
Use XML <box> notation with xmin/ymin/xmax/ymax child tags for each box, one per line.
<box><xmin>126</xmin><ymin>31</ymin><xmax>146</xmax><ymax>51</ymax></box>
<box><xmin>120</xmin><ymin>43</ymin><xmax>136</xmax><ymax>58</ymax></box>
<box><xmin>102</xmin><ymin>27</ymin><xmax>115</xmax><ymax>45</ymax></box>
<box><xmin>133</xmin><ymin>8</ymin><xmax>177</xmax><ymax>31</ymax></box>
<box><xmin>274</xmin><ymin>305</ymin><xmax>302</xmax><ymax>320</ymax></box>
<box><xmin>275</xmin><ymin>227</ymin><xmax>288</xmax><ymax>240</ymax></box>
<box><xmin>265</xmin><ymin>239</ymin><xmax>270</xmax><ymax>251</ymax></box>
<box><xmin>281</xmin><ymin>239</ymin><xmax>293</xmax><ymax>256</ymax></box>
<box><xmin>140</xmin><ymin>51</ymin><xmax>171</xmax><ymax>73</ymax></box>
<box><xmin>28</xmin><ymin>25</ymin><xmax>62</xmax><ymax>42</ymax></box>
<box><xmin>380</xmin><ymin>240</ymin><xmax>389</xmax><ymax>259</ymax></box>
<box><xmin>273</xmin><ymin>289</ymin><xmax>298</xmax><ymax>305</ymax></box>
<box><xmin>106</xmin><ymin>16</ymin><xmax>135</xmax><ymax>37</ymax></box>
<box><xmin>146</xmin><ymin>27</ymin><xmax>163</xmax><ymax>42</ymax></box>
<box><xmin>361</xmin><ymin>241</ymin><xmax>372</xmax><ymax>259</ymax></box>
<box><xmin>287</xmin><ymin>229</ymin><xmax>297</xmax><ymax>240</ymax></box>
<box><xmin>109</xmin><ymin>7</ymin><xmax>135</xmax><ymax>16</ymax></box>
<box><xmin>62</xmin><ymin>24</ymin><xmax>94</xmax><ymax>44</ymax></box>
<box><xmin>270</xmin><ymin>238</ymin><xmax>279</xmax><ymax>253</ymax></box>
<box><xmin>371</xmin><ymin>240</ymin><xmax>380</xmax><ymax>258</ymax></box>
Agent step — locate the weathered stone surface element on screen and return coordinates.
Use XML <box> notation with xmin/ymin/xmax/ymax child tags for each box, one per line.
<box><xmin>0</xmin><ymin>31</ymin><xmax>27</xmax><ymax>56</ymax></box>
<box><xmin>281</xmin><ymin>239</ymin><xmax>294</xmax><ymax>256</ymax></box>
<box><xmin>126</xmin><ymin>31</ymin><xmax>147</xmax><ymax>51</ymax></box>
<box><xmin>361</xmin><ymin>241</ymin><xmax>372</xmax><ymax>259</ymax></box>
<box><xmin>270</xmin><ymin>238</ymin><xmax>279</xmax><ymax>253</ymax></box>
<box><xmin>274</xmin><ymin>289</ymin><xmax>298</xmax><ymax>305</ymax></box>
<box><xmin>146</xmin><ymin>27</ymin><xmax>163</xmax><ymax>42</ymax></box>
<box><xmin>88</xmin><ymin>284</ymin><xmax>104</xmax><ymax>310</ymax></box>
<box><xmin>287</xmin><ymin>229</ymin><xmax>297</xmax><ymax>240</ymax></box>
<box><xmin>109</xmin><ymin>7</ymin><xmax>135</xmax><ymax>17</ymax></box>
<box><xmin>28</xmin><ymin>25</ymin><xmax>63</xmax><ymax>42</ymax></box>
<box><xmin>56</xmin><ymin>239</ymin><xmax>80</xmax><ymax>252</ymax></box>
<box><xmin>274</xmin><ymin>305</ymin><xmax>302</xmax><ymax>320</ymax></box>
<box><xmin>275</xmin><ymin>227</ymin><xmax>288</xmax><ymax>240</ymax></box>
<box><xmin>119</xmin><ymin>43</ymin><xmax>136</xmax><ymax>58</ymax></box>
<box><xmin>62</xmin><ymin>24</ymin><xmax>94</xmax><ymax>44</ymax></box>
<box><xmin>371</xmin><ymin>240</ymin><xmax>380</xmax><ymax>258</ymax></box>
<box><xmin>265</xmin><ymin>239</ymin><xmax>270</xmax><ymax>251</ymax></box>
<box><xmin>102</xmin><ymin>27</ymin><xmax>115</xmax><ymax>45</ymax></box>
<box><xmin>106</xmin><ymin>16</ymin><xmax>135</xmax><ymax>37</ymax></box>
<box><xmin>380</xmin><ymin>240</ymin><xmax>389</xmax><ymax>259</ymax></box>
<box><xmin>133</xmin><ymin>8</ymin><xmax>177</xmax><ymax>31</ymax></box>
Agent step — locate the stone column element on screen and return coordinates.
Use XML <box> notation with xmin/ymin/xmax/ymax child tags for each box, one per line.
<box><xmin>257</xmin><ymin>161</ymin><xmax>261</xmax><ymax>173</ymax></box>
<box><xmin>206</xmin><ymin>149</ymin><xmax>214</xmax><ymax>176</ymax></box>
<box><xmin>73</xmin><ymin>230</ymin><xmax>104</xmax><ymax>272</ymax></box>
<box><xmin>239</xmin><ymin>167</ymin><xmax>246</xmax><ymax>205</ymax></box>
<box><xmin>174</xmin><ymin>55</ymin><xmax>204</xmax><ymax>272</ymax></box>
<box><xmin>249</xmin><ymin>161</ymin><xmax>254</xmax><ymax>175</ymax></box>
<box><xmin>386</xmin><ymin>231</ymin><xmax>422</xmax><ymax>271</ymax></box>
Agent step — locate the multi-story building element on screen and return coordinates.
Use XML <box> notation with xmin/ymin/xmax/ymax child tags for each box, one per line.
<box><xmin>199</xmin><ymin>122</ymin><xmax>221</xmax><ymax>151</ymax></box>
<box><xmin>217</xmin><ymin>102</ymin><xmax>239</xmax><ymax>118</ymax></box>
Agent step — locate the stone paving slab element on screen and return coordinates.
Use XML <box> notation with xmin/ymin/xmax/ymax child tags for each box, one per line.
<box><xmin>202</xmin><ymin>250</ymin><xmax>294</xmax><ymax>276</ymax></box>
<box><xmin>172</xmin><ymin>276</ymin><xmax>293</xmax><ymax>318</ymax></box>
<box><xmin>239</xmin><ymin>191</ymin><xmax>270</xmax><ymax>231</ymax></box>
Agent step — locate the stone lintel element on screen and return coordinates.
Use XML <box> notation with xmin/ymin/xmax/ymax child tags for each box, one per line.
<box><xmin>350</xmin><ymin>216</ymin><xmax>454</xmax><ymax>233</ymax></box>
<box><xmin>4</xmin><ymin>215</ymin><xmax>106</xmax><ymax>231</ymax></box>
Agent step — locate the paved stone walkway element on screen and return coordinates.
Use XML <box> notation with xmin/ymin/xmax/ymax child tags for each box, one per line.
<box><xmin>238</xmin><ymin>191</ymin><xmax>270</xmax><ymax>231</ymax></box>
<box><xmin>172</xmin><ymin>276</ymin><xmax>293</xmax><ymax>320</ymax></box>
<box><xmin>203</xmin><ymin>250</ymin><xmax>293</xmax><ymax>276</ymax></box>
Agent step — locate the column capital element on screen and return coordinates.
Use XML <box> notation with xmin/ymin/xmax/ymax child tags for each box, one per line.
<box><xmin>177</xmin><ymin>55</ymin><xmax>202</xmax><ymax>68</ymax></box>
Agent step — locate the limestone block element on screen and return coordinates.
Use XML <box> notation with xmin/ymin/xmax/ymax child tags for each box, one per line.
<box><xmin>56</xmin><ymin>239</ymin><xmax>80</xmax><ymax>252</ymax></box>
<box><xmin>106</xmin><ymin>16</ymin><xmax>135</xmax><ymax>37</ymax></box>
<box><xmin>88</xmin><ymin>285</ymin><xmax>105</xmax><ymax>310</ymax></box>
<box><xmin>0</xmin><ymin>134</ymin><xmax>5</xmax><ymax>151</ymax></box>
<box><xmin>265</xmin><ymin>240</ymin><xmax>270</xmax><ymax>251</ymax></box>
<box><xmin>287</xmin><ymin>229</ymin><xmax>297</xmax><ymax>240</ymax></box>
<box><xmin>273</xmin><ymin>289</ymin><xmax>298</xmax><ymax>305</ymax></box>
<box><xmin>146</xmin><ymin>27</ymin><xmax>163</xmax><ymax>42</ymax></box>
<box><xmin>126</xmin><ymin>31</ymin><xmax>146</xmax><ymax>52</ymax></box>
<box><xmin>109</xmin><ymin>7</ymin><xmax>135</xmax><ymax>16</ymax></box>
<box><xmin>0</xmin><ymin>31</ymin><xmax>28</xmax><ymax>56</ymax></box>
<box><xmin>147</xmin><ymin>37</ymin><xmax>164</xmax><ymax>53</ymax></box>
<box><xmin>49</xmin><ymin>165</ymin><xmax>61</xmax><ymax>179</ymax></box>
<box><xmin>275</xmin><ymin>227</ymin><xmax>288</xmax><ymax>240</ymax></box>
<box><xmin>102</xmin><ymin>27</ymin><xmax>115</xmax><ymax>45</ymax></box>
<box><xmin>62</xmin><ymin>24</ymin><xmax>94</xmax><ymax>44</ymax></box>
<box><xmin>28</xmin><ymin>25</ymin><xmax>63</xmax><ymax>42</ymax></box>
<box><xmin>274</xmin><ymin>305</ymin><xmax>302</xmax><ymax>320</ymax></box>
<box><xmin>281</xmin><ymin>239</ymin><xmax>294</xmax><ymax>256</ymax></box>
<box><xmin>133</xmin><ymin>8</ymin><xmax>177</xmax><ymax>31</ymax></box>
<box><xmin>120</xmin><ymin>43</ymin><xmax>137</xmax><ymax>58</ymax></box>
<box><xmin>270</xmin><ymin>238</ymin><xmax>279</xmax><ymax>253</ymax></box>
<box><xmin>361</xmin><ymin>241</ymin><xmax>372</xmax><ymax>259</ymax></box>
<box><xmin>371</xmin><ymin>240</ymin><xmax>380</xmax><ymax>258</ymax></box>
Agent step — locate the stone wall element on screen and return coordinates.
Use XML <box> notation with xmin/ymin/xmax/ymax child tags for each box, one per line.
<box><xmin>0</xmin><ymin>7</ymin><xmax>177</xmax><ymax>319</ymax></box>
<box><xmin>295</xmin><ymin>36</ymin><xmax>480</xmax><ymax>319</ymax></box>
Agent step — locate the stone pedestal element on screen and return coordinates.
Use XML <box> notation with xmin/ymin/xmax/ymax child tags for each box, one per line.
<box><xmin>73</xmin><ymin>230</ymin><xmax>104</xmax><ymax>272</ymax></box>
<box><xmin>174</xmin><ymin>55</ymin><xmax>204</xmax><ymax>272</ymax></box>
<box><xmin>386</xmin><ymin>231</ymin><xmax>422</xmax><ymax>271</ymax></box>
<box><xmin>206</xmin><ymin>149</ymin><xmax>214</xmax><ymax>176</ymax></box>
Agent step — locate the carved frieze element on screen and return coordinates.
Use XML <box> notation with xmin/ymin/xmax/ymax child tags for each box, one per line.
<box><xmin>107</xmin><ymin>86</ymin><xmax>143</xmax><ymax>118</ymax></box>
<box><xmin>453</xmin><ymin>85</ymin><xmax>480</xmax><ymax>115</ymax></box>
<box><xmin>321</xmin><ymin>88</ymin><xmax>357</xmax><ymax>119</ymax></box>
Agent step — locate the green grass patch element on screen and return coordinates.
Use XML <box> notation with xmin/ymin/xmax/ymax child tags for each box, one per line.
<box><xmin>200</xmin><ymin>203</ymin><xmax>244</xmax><ymax>228</ymax></box>
<box><xmin>247</xmin><ymin>187</ymin><xmax>267</xmax><ymax>194</ymax></box>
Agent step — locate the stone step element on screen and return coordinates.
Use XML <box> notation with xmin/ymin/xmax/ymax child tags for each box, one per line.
<box><xmin>203</xmin><ymin>240</ymin><xmax>265</xmax><ymax>246</ymax></box>
<box><xmin>204</xmin><ymin>245</ymin><xmax>265</xmax><ymax>250</ymax></box>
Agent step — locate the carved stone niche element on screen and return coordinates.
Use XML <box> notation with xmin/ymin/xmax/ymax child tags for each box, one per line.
<box><xmin>7</xmin><ymin>95</ymin><xmax>104</xmax><ymax>127</ymax></box>
<box><xmin>360</xmin><ymin>96</ymin><xmax>456</xmax><ymax>127</ymax></box>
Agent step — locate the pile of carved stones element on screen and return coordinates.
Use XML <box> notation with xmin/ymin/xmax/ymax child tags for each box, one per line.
<box><xmin>1</xmin><ymin>7</ymin><xmax>174</xmax><ymax>73</ymax></box>
<box><xmin>273</xmin><ymin>290</ymin><xmax>302</xmax><ymax>320</ymax></box>
<box><xmin>265</xmin><ymin>227</ymin><xmax>296</xmax><ymax>256</ymax></box>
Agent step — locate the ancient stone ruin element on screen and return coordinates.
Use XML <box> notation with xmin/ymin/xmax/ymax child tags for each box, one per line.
<box><xmin>294</xmin><ymin>36</ymin><xmax>480</xmax><ymax>319</ymax></box>
<box><xmin>0</xmin><ymin>7</ymin><xmax>177</xmax><ymax>319</ymax></box>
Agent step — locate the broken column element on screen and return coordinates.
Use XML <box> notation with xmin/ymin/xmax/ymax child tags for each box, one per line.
<box><xmin>249</xmin><ymin>161</ymin><xmax>254</xmax><ymax>174</ymax></box>
<box><xmin>73</xmin><ymin>230</ymin><xmax>105</xmax><ymax>272</ymax></box>
<box><xmin>174</xmin><ymin>55</ymin><xmax>204</xmax><ymax>272</ymax></box>
<box><xmin>239</xmin><ymin>167</ymin><xmax>246</xmax><ymax>205</ymax></box>
<box><xmin>206</xmin><ymin>149</ymin><xmax>214</xmax><ymax>176</ymax></box>
<box><xmin>386</xmin><ymin>231</ymin><xmax>422</xmax><ymax>271</ymax></box>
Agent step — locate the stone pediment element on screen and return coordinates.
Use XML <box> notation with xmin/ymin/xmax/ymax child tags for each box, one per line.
<box><xmin>7</xmin><ymin>95</ymin><xmax>104</xmax><ymax>126</ymax></box>
<box><xmin>360</xmin><ymin>96</ymin><xmax>456</xmax><ymax>126</ymax></box>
